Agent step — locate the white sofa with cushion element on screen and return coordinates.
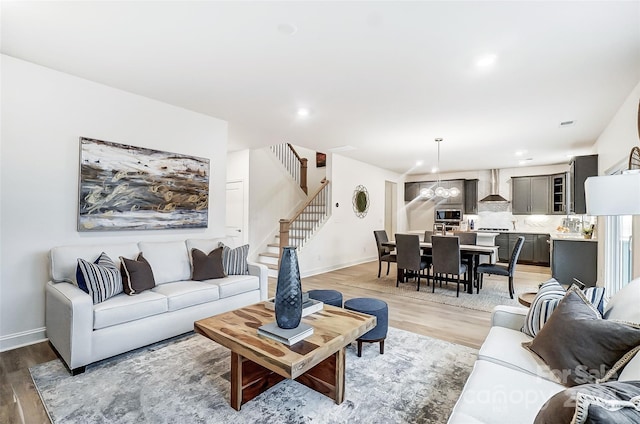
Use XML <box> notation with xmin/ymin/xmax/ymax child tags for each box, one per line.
<box><xmin>46</xmin><ymin>237</ymin><xmax>268</xmax><ymax>374</ymax></box>
<box><xmin>448</xmin><ymin>278</ymin><xmax>640</xmax><ymax>423</ymax></box>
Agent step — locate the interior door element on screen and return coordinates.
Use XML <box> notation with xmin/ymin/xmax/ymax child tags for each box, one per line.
<box><xmin>226</xmin><ymin>181</ymin><xmax>246</xmax><ymax>244</ymax></box>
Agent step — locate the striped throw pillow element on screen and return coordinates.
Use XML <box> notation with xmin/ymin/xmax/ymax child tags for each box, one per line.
<box><xmin>522</xmin><ymin>278</ymin><xmax>566</xmax><ymax>337</ymax></box>
<box><xmin>219</xmin><ymin>243</ymin><xmax>250</xmax><ymax>275</ymax></box>
<box><xmin>583</xmin><ymin>286</ymin><xmax>606</xmax><ymax>315</ymax></box>
<box><xmin>76</xmin><ymin>252</ymin><xmax>123</xmax><ymax>304</ymax></box>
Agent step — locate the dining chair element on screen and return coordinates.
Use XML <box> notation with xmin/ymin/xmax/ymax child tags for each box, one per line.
<box><xmin>431</xmin><ymin>235</ymin><xmax>468</xmax><ymax>297</ymax></box>
<box><xmin>373</xmin><ymin>230</ymin><xmax>397</xmax><ymax>278</ymax></box>
<box><xmin>424</xmin><ymin>230</ymin><xmax>434</xmax><ymax>242</ymax></box>
<box><xmin>395</xmin><ymin>234</ymin><xmax>430</xmax><ymax>291</ymax></box>
<box><xmin>454</xmin><ymin>232</ymin><xmax>477</xmax><ymax>245</ymax></box>
<box><xmin>476</xmin><ymin>236</ymin><xmax>525</xmax><ymax>299</ymax></box>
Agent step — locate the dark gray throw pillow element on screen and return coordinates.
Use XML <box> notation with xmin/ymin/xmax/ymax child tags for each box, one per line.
<box><xmin>523</xmin><ymin>288</ymin><xmax>640</xmax><ymax>387</ymax></box>
<box><xmin>120</xmin><ymin>254</ymin><xmax>156</xmax><ymax>295</ymax></box>
<box><xmin>191</xmin><ymin>247</ymin><xmax>225</xmax><ymax>281</ymax></box>
<box><xmin>534</xmin><ymin>381</ymin><xmax>640</xmax><ymax>424</ymax></box>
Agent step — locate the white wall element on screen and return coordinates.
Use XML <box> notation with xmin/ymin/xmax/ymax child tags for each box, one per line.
<box><xmin>298</xmin><ymin>154</ymin><xmax>403</xmax><ymax>276</ymax></box>
<box><xmin>248</xmin><ymin>147</ymin><xmax>306</xmax><ymax>258</ymax></box>
<box><xmin>0</xmin><ymin>56</ymin><xmax>228</xmax><ymax>350</ymax></box>
<box><xmin>592</xmin><ymin>80</ymin><xmax>640</xmax><ymax>281</ymax></box>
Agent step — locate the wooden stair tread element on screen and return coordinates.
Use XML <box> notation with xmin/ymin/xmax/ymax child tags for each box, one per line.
<box><xmin>260</xmin><ymin>252</ymin><xmax>279</xmax><ymax>258</ymax></box>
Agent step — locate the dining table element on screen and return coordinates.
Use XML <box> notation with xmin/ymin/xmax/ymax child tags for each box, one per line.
<box><xmin>382</xmin><ymin>240</ymin><xmax>499</xmax><ymax>294</ymax></box>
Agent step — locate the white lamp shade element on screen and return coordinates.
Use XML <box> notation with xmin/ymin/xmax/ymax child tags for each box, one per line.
<box><xmin>585</xmin><ymin>173</ymin><xmax>640</xmax><ymax>216</ymax></box>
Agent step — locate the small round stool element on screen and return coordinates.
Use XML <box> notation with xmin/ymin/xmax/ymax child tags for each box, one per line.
<box><xmin>344</xmin><ymin>298</ymin><xmax>389</xmax><ymax>357</ymax></box>
<box><xmin>307</xmin><ymin>289</ymin><xmax>343</xmax><ymax>308</ymax></box>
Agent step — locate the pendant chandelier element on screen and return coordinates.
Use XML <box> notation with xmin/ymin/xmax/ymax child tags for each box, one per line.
<box><xmin>420</xmin><ymin>138</ymin><xmax>460</xmax><ymax>199</ymax></box>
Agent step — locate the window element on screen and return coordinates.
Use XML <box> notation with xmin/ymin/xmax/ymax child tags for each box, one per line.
<box><xmin>604</xmin><ymin>215</ymin><xmax>632</xmax><ymax>295</ymax></box>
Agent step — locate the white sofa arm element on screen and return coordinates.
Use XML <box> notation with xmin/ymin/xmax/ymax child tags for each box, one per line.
<box><xmin>491</xmin><ymin>305</ymin><xmax>529</xmax><ymax>331</ymax></box>
<box><xmin>247</xmin><ymin>261</ymin><xmax>269</xmax><ymax>301</ymax></box>
<box><xmin>45</xmin><ymin>281</ymin><xmax>93</xmax><ymax>371</ymax></box>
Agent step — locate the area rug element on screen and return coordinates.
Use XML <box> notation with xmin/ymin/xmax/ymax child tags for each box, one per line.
<box><xmin>30</xmin><ymin>328</ymin><xmax>477</xmax><ymax>424</ymax></box>
<box><xmin>337</xmin><ymin>271</ymin><xmax>543</xmax><ymax>313</ymax></box>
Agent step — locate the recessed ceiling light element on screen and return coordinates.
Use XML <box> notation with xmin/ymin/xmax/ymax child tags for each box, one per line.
<box><xmin>416</xmin><ymin>160</ymin><xmax>424</xmax><ymax>166</ymax></box>
<box><xmin>296</xmin><ymin>108</ymin><xmax>310</xmax><ymax>117</ymax></box>
<box><xmin>476</xmin><ymin>54</ymin><xmax>497</xmax><ymax>68</ymax></box>
<box><xmin>431</xmin><ymin>167</ymin><xmax>438</xmax><ymax>174</ymax></box>
<box><xmin>519</xmin><ymin>158</ymin><xmax>533</xmax><ymax>166</ymax></box>
<box><xmin>515</xmin><ymin>150</ymin><xmax>528</xmax><ymax>157</ymax></box>
<box><xmin>277</xmin><ymin>23</ymin><xmax>298</xmax><ymax>36</ymax></box>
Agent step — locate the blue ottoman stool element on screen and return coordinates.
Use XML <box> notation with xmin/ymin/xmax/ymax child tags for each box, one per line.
<box><xmin>308</xmin><ymin>289</ymin><xmax>343</xmax><ymax>308</ymax></box>
<box><xmin>344</xmin><ymin>298</ymin><xmax>389</xmax><ymax>357</ymax></box>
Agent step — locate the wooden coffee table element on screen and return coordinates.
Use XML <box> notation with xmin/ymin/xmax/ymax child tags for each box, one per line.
<box><xmin>194</xmin><ymin>302</ymin><xmax>376</xmax><ymax>411</ymax></box>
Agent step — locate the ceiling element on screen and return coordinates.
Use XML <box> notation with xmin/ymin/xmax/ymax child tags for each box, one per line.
<box><xmin>2</xmin><ymin>1</ymin><xmax>639</xmax><ymax>175</ymax></box>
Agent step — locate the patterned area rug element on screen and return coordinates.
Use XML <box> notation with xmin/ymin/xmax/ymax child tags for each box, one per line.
<box><xmin>31</xmin><ymin>328</ymin><xmax>477</xmax><ymax>424</ymax></box>
<box><xmin>339</xmin><ymin>270</ymin><xmax>543</xmax><ymax>313</ymax></box>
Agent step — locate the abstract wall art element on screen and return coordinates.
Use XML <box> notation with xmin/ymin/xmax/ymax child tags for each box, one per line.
<box><xmin>78</xmin><ymin>137</ymin><xmax>210</xmax><ymax>231</ymax></box>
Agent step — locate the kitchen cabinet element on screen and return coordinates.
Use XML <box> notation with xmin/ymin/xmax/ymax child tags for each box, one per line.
<box><xmin>550</xmin><ymin>173</ymin><xmax>567</xmax><ymax>214</ymax></box>
<box><xmin>511</xmin><ymin>176</ymin><xmax>550</xmax><ymax>214</ymax></box>
<box><xmin>569</xmin><ymin>155</ymin><xmax>598</xmax><ymax>214</ymax></box>
<box><xmin>551</xmin><ymin>239</ymin><xmax>597</xmax><ymax>286</ymax></box>
<box><xmin>464</xmin><ymin>179</ymin><xmax>478</xmax><ymax>214</ymax></box>
<box><xmin>495</xmin><ymin>233</ymin><xmax>510</xmax><ymax>262</ymax></box>
<box><xmin>404</xmin><ymin>179</ymin><xmax>466</xmax><ymax>204</ymax></box>
<box><xmin>404</xmin><ymin>182</ymin><xmax>418</xmax><ymax>201</ymax></box>
<box><xmin>534</xmin><ymin>234</ymin><xmax>551</xmax><ymax>265</ymax></box>
<box><xmin>496</xmin><ymin>232</ymin><xmax>550</xmax><ymax>265</ymax></box>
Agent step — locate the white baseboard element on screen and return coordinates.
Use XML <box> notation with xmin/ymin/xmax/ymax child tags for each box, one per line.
<box><xmin>300</xmin><ymin>256</ymin><xmax>378</xmax><ymax>278</ymax></box>
<box><xmin>0</xmin><ymin>327</ymin><xmax>47</xmax><ymax>352</ymax></box>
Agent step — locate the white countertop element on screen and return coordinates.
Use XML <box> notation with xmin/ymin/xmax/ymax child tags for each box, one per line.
<box><xmin>550</xmin><ymin>234</ymin><xmax>598</xmax><ymax>242</ymax></box>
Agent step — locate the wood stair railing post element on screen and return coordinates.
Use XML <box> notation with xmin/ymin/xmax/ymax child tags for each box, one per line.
<box><xmin>278</xmin><ymin>219</ymin><xmax>291</xmax><ymax>268</ymax></box>
<box><xmin>300</xmin><ymin>158</ymin><xmax>308</xmax><ymax>195</ymax></box>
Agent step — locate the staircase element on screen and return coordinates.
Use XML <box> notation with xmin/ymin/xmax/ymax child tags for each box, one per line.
<box><xmin>257</xmin><ymin>144</ymin><xmax>330</xmax><ymax>277</ymax></box>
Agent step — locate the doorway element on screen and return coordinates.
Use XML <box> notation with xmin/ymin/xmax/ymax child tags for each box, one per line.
<box><xmin>226</xmin><ymin>180</ymin><xmax>247</xmax><ymax>244</ymax></box>
<box><xmin>385</xmin><ymin>181</ymin><xmax>397</xmax><ymax>238</ymax></box>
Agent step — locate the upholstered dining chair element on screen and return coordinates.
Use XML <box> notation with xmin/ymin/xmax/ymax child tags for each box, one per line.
<box><xmin>455</xmin><ymin>232</ymin><xmax>477</xmax><ymax>245</ymax></box>
<box><xmin>423</xmin><ymin>230</ymin><xmax>434</xmax><ymax>242</ymax></box>
<box><xmin>373</xmin><ymin>230</ymin><xmax>397</xmax><ymax>278</ymax></box>
<box><xmin>395</xmin><ymin>233</ymin><xmax>430</xmax><ymax>291</ymax></box>
<box><xmin>476</xmin><ymin>236</ymin><xmax>525</xmax><ymax>299</ymax></box>
<box><xmin>431</xmin><ymin>235</ymin><xmax>468</xmax><ymax>297</ymax></box>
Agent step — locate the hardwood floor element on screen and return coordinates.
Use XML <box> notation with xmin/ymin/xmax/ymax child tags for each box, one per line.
<box><xmin>0</xmin><ymin>260</ymin><xmax>550</xmax><ymax>423</ymax></box>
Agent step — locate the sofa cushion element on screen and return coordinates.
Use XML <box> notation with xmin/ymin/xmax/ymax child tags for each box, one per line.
<box><xmin>191</xmin><ymin>247</ymin><xmax>225</xmax><ymax>281</ymax></box>
<box><xmin>448</xmin><ymin>359</ymin><xmax>564</xmax><ymax>424</ymax></box>
<box><xmin>604</xmin><ymin>277</ymin><xmax>640</xmax><ymax>323</ymax></box>
<box><xmin>619</xmin><ymin>350</ymin><xmax>640</xmax><ymax>381</ymax></box>
<box><xmin>93</xmin><ymin>291</ymin><xmax>168</xmax><ymax>330</ymax></box>
<box><xmin>151</xmin><ymin>281</ymin><xmax>220</xmax><ymax>311</ymax></box>
<box><xmin>478</xmin><ymin>326</ymin><xmax>559</xmax><ymax>382</ymax></box>
<box><xmin>120</xmin><ymin>254</ymin><xmax>156</xmax><ymax>295</ymax></box>
<box><xmin>220</xmin><ymin>243</ymin><xmax>250</xmax><ymax>275</ymax></box>
<box><xmin>534</xmin><ymin>381</ymin><xmax>640</xmax><ymax>424</ymax></box>
<box><xmin>522</xmin><ymin>278</ymin><xmax>565</xmax><ymax>337</ymax></box>
<box><xmin>523</xmin><ymin>289</ymin><xmax>640</xmax><ymax>387</ymax></box>
<box><xmin>138</xmin><ymin>241</ymin><xmax>191</xmax><ymax>284</ymax></box>
<box><xmin>76</xmin><ymin>253</ymin><xmax>123</xmax><ymax>304</ymax></box>
<box><xmin>50</xmin><ymin>243</ymin><xmax>140</xmax><ymax>284</ymax></box>
<box><xmin>203</xmin><ymin>274</ymin><xmax>259</xmax><ymax>299</ymax></box>
<box><xmin>186</xmin><ymin>238</ymin><xmax>235</xmax><ymax>261</ymax></box>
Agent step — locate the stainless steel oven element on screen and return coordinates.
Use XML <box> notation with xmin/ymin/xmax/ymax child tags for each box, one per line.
<box><xmin>435</xmin><ymin>208</ymin><xmax>462</xmax><ymax>223</ymax></box>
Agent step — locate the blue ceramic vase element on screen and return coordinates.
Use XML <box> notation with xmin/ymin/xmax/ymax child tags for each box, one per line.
<box><xmin>274</xmin><ymin>246</ymin><xmax>302</xmax><ymax>329</ymax></box>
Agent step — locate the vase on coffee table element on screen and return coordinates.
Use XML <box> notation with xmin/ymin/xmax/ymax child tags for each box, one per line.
<box><xmin>274</xmin><ymin>246</ymin><xmax>302</xmax><ymax>329</ymax></box>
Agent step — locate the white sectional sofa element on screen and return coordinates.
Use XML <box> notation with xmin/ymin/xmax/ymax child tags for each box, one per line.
<box><xmin>46</xmin><ymin>237</ymin><xmax>268</xmax><ymax>374</ymax></box>
<box><xmin>448</xmin><ymin>278</ymin><xmax>640</xmax><ymax>423</ymax></box>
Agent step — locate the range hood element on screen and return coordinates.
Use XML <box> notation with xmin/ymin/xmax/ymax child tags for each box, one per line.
<box><xmin>480</xmin><ymin>169</ymin><xmax>509</xmax><ymax>203</ymax></box>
